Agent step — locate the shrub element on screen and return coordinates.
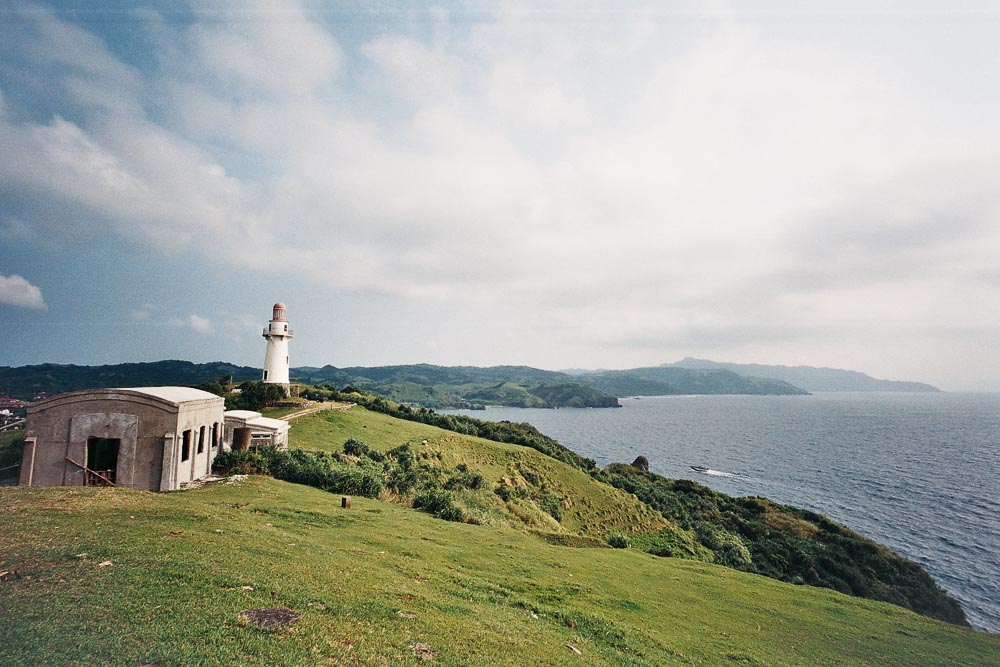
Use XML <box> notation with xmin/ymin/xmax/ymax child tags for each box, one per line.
<box><xmin>536</xmin><ymin>489</ymin><xmax>564</xmax><ymax>522</ymax></box>
<box><xmin>0</xmin><ymin>435</ymin><xmax>24</xmax><ymax>469</ymax></box>
<box><xmin>214</xmin><ymin>447</ymin><xmax>383</xmax><ymax>498</ymax></box>
<box><xmin>436</xmin><ymin>505</ymin><xmax>466</xmax><ymax>522</ymax></box>
<box><xmin>412</xmin><ymin>490</ymin><xmax>454</xmax><ymax>515</ymax></box>
<box><xmin>716</xmin><ymin>533</ymin><xmax>753</xmax><ymax>567</ymax></box>
<box><xmin>386</xmin><ymin>443</ymin><xmax>414</xmax><ymax>470</ymax></box>
<box><xmin>494</xmin><ymin>484</ymin><xmax>514</xmax><ymax>502</ymax></box>
<box><xmin>412</xmin><ymin>490</ymin><xmax>465</xmax><ymax>521</ymax></box>
<box><xmin>212</xmin><ymin>449</ymin><xmax>271</xmax><ymax>475</ymax></box>
<box><xmin>443</xmin><ymin>466</ymin><xmax>486</xmax><ymax>491</ymax></box>
<box><xmin>343</xmin><ymin>438</ymin><xmax>369</xmax><ymax>457</ymax></box>
<box><xmin>607</xmin><ymin>535</ymin><xmax>630</xmax><ymax>549</ymax></box>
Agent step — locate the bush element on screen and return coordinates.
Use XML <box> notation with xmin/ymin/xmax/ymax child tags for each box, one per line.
<box><xmin>0</xmin><ymin>435</ymin><xmax>24</xmax><ymax>469</ymax></box>
<box><xmin>536</xmin><ymin>489</ymin><xmax>564</xmax><ymax>522</ymax></box>
<box><xmin>607</xmin><ymin>535</ymin><xmax>630</xmax><ymax>549</ymax></box>
<box><xmin>412</xmin><ymin>490</ymin><xmax>465</xmax><ymax>522</ymax></box>
<box><xmin>443</xmin><ymin>464</ymin><xmax>486</xmax><ymax>491</ymax></box>
<box><xmin>214</xmin><ymin>447</ymin><xmax>383</xmax><ymax>498</ymax></box>
<box><xmin>343</xmin><ymin>438</ymin><xmax>369</xmax><ymax>457</ymax></box>
<box><xmin>212</xmin><ymin>449</ymin><xmax>271</xmax><ymax>475</ymax></box>
<box><xmin>436</xmin><ymin>505</ymin><xmax>466</xmax><ymax>522</ymax></box>
<box><xmin>412</xmin><ymin>490</ymin><xmax>455</xmax><ymax>515</ymax></box>
<box><xmin>386</xmin><ymin>443</ymin><xmax>414</xmax><ymax>470</ymax></box>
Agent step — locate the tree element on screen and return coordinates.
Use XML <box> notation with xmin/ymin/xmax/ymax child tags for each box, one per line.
<box><xmin>231</xmin><ymin>381</ymin><xmax>286</xmax><ymax>410</ymax></box>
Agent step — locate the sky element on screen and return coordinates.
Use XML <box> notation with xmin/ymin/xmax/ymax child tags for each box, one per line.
<box><xmin>1</xmin><ymin>1</ymin><xmax>999</xmax><ymax>391</ymax></box>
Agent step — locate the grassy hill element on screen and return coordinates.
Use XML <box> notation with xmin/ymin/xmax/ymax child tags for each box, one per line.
<box><xmin>255</xmin><ymin>403</ymin><xmax>967</xmax><ymax>624</ymax></box>
<box><xmin>2</xmin><ymin>406</ymin><xmax>994</xmax><ymax>665</ymax></box>
<box><xmin>283</xmin><ymin>406</ymin><xmax>665</xmax><ymax>540</ymax></box>
<box><xmin>2</xmin><ymin>478</ymin><xmax>996</xmax><ymax>667</ymax></box>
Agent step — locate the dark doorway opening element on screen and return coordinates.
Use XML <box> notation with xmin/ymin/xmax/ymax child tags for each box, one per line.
<box><xmin>233</xmin><ymin>427</ymin><xmax>252</xmax><ymax>451</ymax></box>
<box><xmin>86</xmin><ymin>437</ymin><xmax>119</xmax><ymax>486</ymax></box>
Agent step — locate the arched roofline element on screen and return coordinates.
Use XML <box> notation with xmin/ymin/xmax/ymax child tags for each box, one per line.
<box><xmin>28</xmin><ymin>387</ymin><xmax>224</xmax><ymax>415</ymax></box>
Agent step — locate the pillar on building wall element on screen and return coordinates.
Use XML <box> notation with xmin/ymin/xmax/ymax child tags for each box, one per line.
<box><xmin>159</xmin><ymin>433</ymin><xmax>177</xmax><ymax>492</ymax></box>
<box><xmin>18</xmin><ymin>437</ymin><xmax>37</xmax><ymax>487</ymax></box>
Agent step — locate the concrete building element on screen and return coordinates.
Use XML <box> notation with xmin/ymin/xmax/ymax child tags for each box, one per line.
<box><xmin>262</xmin><ymin>302</ymin><xmax>294</xmax><ymax>387</ymax></box>
<box><xmin>223</xmin><ymin>410</ymin><xmax>290</xmax><ymax>450</ymax></box>
<box><xmin>19</xmin><ymin>387</ymin><xmax>225</xmax><ymax>492</ymax></box>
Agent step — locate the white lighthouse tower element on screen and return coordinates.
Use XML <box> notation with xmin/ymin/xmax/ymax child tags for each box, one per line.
<box><xmin>262</xmin><ymin>302</ymin><xmax>294</xmax><ymax>386</ymax></box>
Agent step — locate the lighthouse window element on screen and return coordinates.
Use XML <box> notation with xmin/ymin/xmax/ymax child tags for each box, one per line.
<box><xmin>263</xmin><ymin>370</ymin><xmax>269</xmax><ymax>380</ymax></box>
<box><xmin>283</xmin><ymin>324</ymin><xmax>287</xmax><ymax>332</ymax></box>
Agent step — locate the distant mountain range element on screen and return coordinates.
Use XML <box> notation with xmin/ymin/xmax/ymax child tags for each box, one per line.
<box><xmin>668</xmin><ymin>358</ymin><xmax>941</xmax><ymax>393</ymax></box>
<box><xmin>1</xmin><ymin>359</ymin><xmax>804</xmax><ymax>406</ymax></box>
<box><xmin>289</xmin><ymin>362</ymin><xmax>809</xmax><ymax>406</ymax></box>
<box><xmin>0</xmin><ymin>357</ymin><xmax>937</xmax><ymax>406</ymax></box>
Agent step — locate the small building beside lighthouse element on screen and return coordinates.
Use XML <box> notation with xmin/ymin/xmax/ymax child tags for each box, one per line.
<box><xmin>262</xmin><ymin>302</ymin><xmax>294</xmax><ymax>387</ymax></box>
<box><xmin>19</xmin><ymin>387</ymin><xmax>225</xmax><ymax>491</ymax></box>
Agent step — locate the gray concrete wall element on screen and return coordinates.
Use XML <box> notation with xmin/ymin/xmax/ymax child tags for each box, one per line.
<box><xmin>23</xmin><ymin>390</ymin><xmax>224</xmax><ymax>491</ymax></box>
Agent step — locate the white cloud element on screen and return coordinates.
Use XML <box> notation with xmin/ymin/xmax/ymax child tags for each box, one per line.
<box><xmin>189</xmin><ymin>1</ymin><xmax>343</xmax><ymax>98</ymax></box>
<box><xmin>0</xmin><ymin>274</ymin><xmax>46</xmax><ymax>309</ymax></box>
<box><xmin>2</xmin><ymin>3</ymin><xmax>1000</xmax><ymax>385</ymax></box>
<box><xmin>129</xmin><ymin>304</ymin><xmax>155</xmax><ymax>320</ymax></box>
<box><xmin>169</xmin><ymin>314</ymin><xmax>214</xmax><ymax>334</ymax></box>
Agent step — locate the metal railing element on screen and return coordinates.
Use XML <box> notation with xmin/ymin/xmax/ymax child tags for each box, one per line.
<box><xmin>0</xmin><ymin>463</ymin><xmax>19</xmax><ymax>487</ymax></box>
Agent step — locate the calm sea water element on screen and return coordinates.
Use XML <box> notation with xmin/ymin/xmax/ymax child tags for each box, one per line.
<box><xmin>446</xmin><ymin>392</ymin><xmax>1000</xmax><ymax>633</ymax></box>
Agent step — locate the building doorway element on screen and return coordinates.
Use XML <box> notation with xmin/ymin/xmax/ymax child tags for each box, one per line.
<box><xmin>86</xmin><ymin>437</ymin><xmax>119</xmax><ymax>486</ymax></box>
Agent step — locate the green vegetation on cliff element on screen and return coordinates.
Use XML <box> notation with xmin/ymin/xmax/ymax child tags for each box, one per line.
<box><xmin>463</xmin><ymin>381</ymin><xmax>620</xmax><ymax>408</ymax></box>
<box><xmin>596</xmin><ymin>464</ymin><xmax>967</xmax><ymax>626</ymax></box>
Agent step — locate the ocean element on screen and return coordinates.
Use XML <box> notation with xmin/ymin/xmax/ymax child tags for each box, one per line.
<box><xmin>445</xmin><ymin>392</ymin><xmax>1000</xmax><ymax>633</ymax></box>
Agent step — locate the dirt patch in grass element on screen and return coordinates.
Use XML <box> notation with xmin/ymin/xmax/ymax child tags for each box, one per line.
<box><xmin>236</xmin><ymin>607</ymin><xmax>301</xmax><ymax>632</ymax></box>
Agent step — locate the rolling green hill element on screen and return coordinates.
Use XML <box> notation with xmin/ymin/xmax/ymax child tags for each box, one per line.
<box><xmin>2</xmin><ymin>477</ymin><xmax>995</xmax><ymax>666</ymax></box>
<box><xmin>270</xmin><ymin>403</ymin><xmax>965</xmax><ymax>625</ymax></box>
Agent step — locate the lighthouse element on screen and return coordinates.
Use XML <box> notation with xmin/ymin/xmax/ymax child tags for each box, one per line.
<box><xmin>262</xmin><ymin>302</ymin><xmax>294</xmax><ymax>386</ymax></box>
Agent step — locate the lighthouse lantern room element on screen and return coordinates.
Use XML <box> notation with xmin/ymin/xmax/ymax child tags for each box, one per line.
<box><xmin>262</xmin><ymin>302</ymin><xmax>294</xmax><ymax>386</ymax></box>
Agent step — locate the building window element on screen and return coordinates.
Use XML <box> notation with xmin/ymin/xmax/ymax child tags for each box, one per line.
<box><xmin>181</xmin><ymin>430</ymin><xmax>191</xmax><ymax>461</ymax></box>
<box><xmin>211</xmin><ymin>423</ymin><xmax>219</xmax><ymax>449</ymax></box>
<box><xmin>197</xmin><ymin>425</ymin><xmax>206</xmax><ymax>454</ymax></box>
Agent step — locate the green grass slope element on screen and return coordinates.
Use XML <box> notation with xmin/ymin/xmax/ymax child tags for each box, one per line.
<box><xmin>283</xmin><ymin>407</ymin><xmax>667</xmax><ymax>540</ymax></box>
<box><xmin>292</xmin><ymin>401</ymin><xmax>968</xmax><ymax>625</ymax></box>
<box><xmin>2</xmin><ymin>480</ymin><xmax>996</xmax><ymax>667</ymax></box>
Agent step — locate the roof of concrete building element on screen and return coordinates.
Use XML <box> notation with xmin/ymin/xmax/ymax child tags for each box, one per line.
<box><xmin>223</xmin><ymin>410</ymin><xmax>263</xmax><ymax>420</ymax></box>
<box><xmin>247</xmin><ymin>416</ymin><xmax>290</xmax><ymax>431</ymax></box>
<box><xmin>121</xmin><ymin>387</ymin><xmax>224</xmax><ymax>405</ymax></box>
<box><xmin>28</xmin><ymin>386</ymin><xmax>224</xmax><ymax>414</ymax></box>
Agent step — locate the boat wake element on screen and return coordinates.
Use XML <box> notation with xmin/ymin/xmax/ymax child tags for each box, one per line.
<box><xmin>690</xmin><ymin>465</ymin><xmax>738</xmax><ymax>478</ymax></box>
